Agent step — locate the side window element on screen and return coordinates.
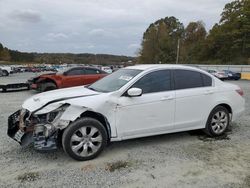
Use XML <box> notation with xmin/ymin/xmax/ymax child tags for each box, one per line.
<box><xmin>202</xmin><ymin>73</ymin><xmax>212</xmax><ymax>87</ymax></box>
<box><xmin>66</xmin><ymin>68</ymin><xmax>84</xmax><ymax>76</ymax></box>
<box><xmin>132</xmin><ymin>70</ymin><xmax>171</xmax><ymax>94</ymax></box>
<box><xmin>85</xmin><ymin>68</ymin><xmax>100</xmax><ymax>75</ymax></box>
<box><xmin>174</xmin><ymin>70</ymin><xmax>203</xmax><ymax>90</ymax></box>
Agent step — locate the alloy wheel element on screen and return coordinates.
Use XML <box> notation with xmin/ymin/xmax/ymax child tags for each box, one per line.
<box><xmin>70</xmin><ymin>126</ymin><xmax>103</xmax><ymax>157</ymax></box>
<box><xmin>211</xmin><ymin>111</ymin><xmax>228</xmax><ymax>134</ymax></box>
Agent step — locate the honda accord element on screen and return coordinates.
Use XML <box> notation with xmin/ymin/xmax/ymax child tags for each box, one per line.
<box><xmin>7</xmin><ymin>65</ymin><xmax>245</xmax><ymax>161</ymax></box>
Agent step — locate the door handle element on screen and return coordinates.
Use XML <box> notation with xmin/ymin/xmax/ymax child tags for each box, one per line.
<box><xmin>204</xmin><ymin>90</ymin><xmax>214</xmax><ymax>95</ymax></box>
<box><xmin>161</xmin><ymin>96</ymin><xmax>174</xmax><ymax>101</ymax></box>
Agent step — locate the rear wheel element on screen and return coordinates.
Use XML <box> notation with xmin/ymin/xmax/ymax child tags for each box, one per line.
<box><xmin>40</xmin><ymin>82</ymin><xmax>57</xmax><ymax>92</ymax></box>
<box><xmin>62</xmin><ymin>117</ymin><xmax>108</xmax><ymax>161</ymax></box>
<box><xmin>204</xmin><ymin>106</ymin><xmax>230</xmax><ymax>136</ymax></box>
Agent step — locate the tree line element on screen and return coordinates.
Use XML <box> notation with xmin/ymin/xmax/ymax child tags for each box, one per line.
<box><xmin>0</xmin><ymin>44</ymin><xmax>134</xmax><ymax>65</ymax></box>
<box><xmin>139</xmin><ymin>0</ymin><xmax>250</xmax><ymax>65</ymax></box>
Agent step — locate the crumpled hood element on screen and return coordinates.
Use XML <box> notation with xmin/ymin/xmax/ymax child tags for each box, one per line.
<box><xmin>22</xmin><ymin>86</ymin><xmax>99</xmax><ymax>112</ymax></box>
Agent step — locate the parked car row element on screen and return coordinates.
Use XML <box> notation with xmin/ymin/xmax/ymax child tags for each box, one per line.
<box><xmin>0</xmin><ymin>64</ymin><xmax>119</xmax><ymax>77</ymax></box>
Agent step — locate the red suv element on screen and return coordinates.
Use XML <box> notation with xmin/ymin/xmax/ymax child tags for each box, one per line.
<box><xmin>28</xmin><ymin>67</ymin><xmax>107</xmax><ymax>92</ymax></box>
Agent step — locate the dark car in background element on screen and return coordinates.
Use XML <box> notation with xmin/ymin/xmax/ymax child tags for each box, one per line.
<box><xmin>28</xmin><ymin>66</ymin><xmax>107</xmax><ymax>92</ymax></box>
<box><xmin>223</xmin><ymin>70</ymin><xmax>241</xmax><ymax>80</ymax></box>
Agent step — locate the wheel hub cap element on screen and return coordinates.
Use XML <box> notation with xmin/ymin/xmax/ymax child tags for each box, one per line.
<box><xmin>211</xmin><ymin>111</ymin><xmax>228</xmax><ymax>134</ymax></box>
<box><xmin>70</xmin><ymin>126</ymin><xmax>103</xmax><ymax>157</ymax></box>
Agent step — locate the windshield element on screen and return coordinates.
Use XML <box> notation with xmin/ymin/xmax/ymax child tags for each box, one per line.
<box><xmin>88</xmin><ymin>69</ymin><xmax>142</xmax><ymax>92</ymax></box>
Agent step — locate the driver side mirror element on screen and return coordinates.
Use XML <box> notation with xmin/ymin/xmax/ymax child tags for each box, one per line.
<box><xmin>127</xmin><ymin>88</ymin><xmax>142</xmax><ymax>97</ymax></box>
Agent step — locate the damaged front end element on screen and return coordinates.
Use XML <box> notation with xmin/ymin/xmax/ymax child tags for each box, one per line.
<box><xmin>7</xmin><ymin>104</ymin><xmax>69</xmax><ymax>151</ymax></box>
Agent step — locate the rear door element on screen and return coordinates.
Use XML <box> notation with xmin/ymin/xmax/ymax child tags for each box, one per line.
<box><xmin>83</xmin><ymin>68</ymin><xmax>106</xmax><ymax>85</ymax></box>
<box><xmin>174</xmin><ymin>69</ymin><xmax>215</xmax><ymax>130</ymax></box>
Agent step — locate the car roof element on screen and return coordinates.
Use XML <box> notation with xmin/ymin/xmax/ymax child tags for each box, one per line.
<box><xmin>124</xmin><ymin>64</ymin><xmax>203</xmax><ymax>72</ymax></box>
<box><xmin>68</xmin><ymin>66</ymin><xmax>95</xmax><ymax>69</ymax></box>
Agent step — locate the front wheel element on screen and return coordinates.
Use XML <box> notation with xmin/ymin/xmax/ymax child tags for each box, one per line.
<box><xmin>62</xmin><ymin>118</ymin><xmax>108</xmax><ymax>161</ymax></box>
<box><xmin>204</xmin><ymin>106</ymin><xmax>230</xmax><ymax>137</ymax></box>
<box><xmin>2</xmin><ymin>70</ymin><xmax>9</xmax><ymax>76</ymax></box>
<box><xmin>40</xmin><ymin>82</ymin><xmax>57</xmax><ymax>92</ymax></box>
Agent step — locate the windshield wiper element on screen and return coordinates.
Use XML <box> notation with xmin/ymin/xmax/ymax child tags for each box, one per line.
<box><xmin>87</xmin><ymin>86</ymin><xmax>109</xmax><ymax>93</ymax></box>
<box><xmin>87</xmin><ymin>87</ymin><xmax>97</xmax><ymax>91</ymax></box>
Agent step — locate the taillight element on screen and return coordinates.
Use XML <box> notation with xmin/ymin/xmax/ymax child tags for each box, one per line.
<box><xmin>236</xmin><ymin>89</ymin><xmax>244</xmax><ymax>96</ymax></box>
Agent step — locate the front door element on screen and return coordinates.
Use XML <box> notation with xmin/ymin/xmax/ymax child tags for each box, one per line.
<box><xmin>116</xmin><ymin>70</ymin><xmax>175</xmax><ymax>139</ymax></box>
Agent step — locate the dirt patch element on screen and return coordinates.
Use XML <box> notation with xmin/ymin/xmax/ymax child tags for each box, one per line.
<box><xmin>81</xmin><ymin>164</ymin><xmax>96</xmax><ymax>172</ymax></box>
<box><xmin>243</xmin><ymin>175</ymin><xmax>250</xmax><ymax>188</ymax></box>
<box><xmin>105</xmin><ymin>160</ymin><xmax>131</xmax><ymax>172</ymax></box>
<box><xmin>197</xmin><ymin>134</ymin><xmax>231</xmax><ymax>142</ymax></box>
<box><xmin>17</xmin><ymin>172</ymin><xmax>40</xmax><ymax>182</ymax></box>
<box><xmin>188</xmin><ymin>130</ymin><xmax>231</xmax><ymax>142</ymax></box>
<box><xmin>183</xmin><ymin>170</ymin><xmax>202</xmax><ymax>177</ymax></box>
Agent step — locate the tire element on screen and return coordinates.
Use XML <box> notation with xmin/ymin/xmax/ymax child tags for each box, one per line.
<box><xmin>2</xmin><ymin>70</ymin><xmax>9</xmax><ymax>76</ymax></box>
<box><xmin>204</xmin><ymin>106</ymin><xmax>230</xmax><ymax>137</ymax></box>
<box><xmin>40</xmin><ymin>82</ymin><xmax>57</xmax><ymax>92</ymax></box>
<box><xmin>62</xmin><ymin>117</ymin><xmax>108</xmax><ymax>161</ymax></box>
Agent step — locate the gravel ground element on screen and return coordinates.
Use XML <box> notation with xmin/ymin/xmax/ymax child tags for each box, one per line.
<box><xmin>0</xmin><ymin>73</ymin><xmax>249</xmax><ymax>188</ymax></box>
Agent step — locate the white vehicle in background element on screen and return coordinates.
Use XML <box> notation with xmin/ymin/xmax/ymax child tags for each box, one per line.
<box><xmin>7</xmin><ymin>65</ymin><xmax>245</xmax><ymax>161</ymax></box>
<box><xmin>207</xmin><ymin>69</ymin><xmax>228</xmax><ymax>80</ymax></box>
<box><xmin>0</xmin><ymin>66</ymin><xmax>12</xmax><ymax>76</ymax></box>
<box><xmin>101</xmin><ymin>66</ymin><xmax>112</xmax><ymax>74</ymax></box>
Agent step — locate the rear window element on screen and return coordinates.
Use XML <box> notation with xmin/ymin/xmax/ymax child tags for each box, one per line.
<box><xmin>202</xmin><ymin>74</ymin><xmax>212</xmax><ymax>87</ymax></box>
<box><xmin>66</xmin><ymin>68</ymin><xmax>84</xmax><ymax>76</ymax></box>
<box><xmin>174</xmin><ymin>70</ymin><xmax>204</xmax><ymax>90</ymax></box>
<box><xmin>85</xmin><ymin>68</ymin><xmax>101</xmax><ymax>75</ymax></box>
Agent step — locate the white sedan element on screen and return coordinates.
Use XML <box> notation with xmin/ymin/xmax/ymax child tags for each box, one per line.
<box><xmin>7</xmin><ymin>65</ymin><xmax>245</xmax><ymax>161</ymax></box>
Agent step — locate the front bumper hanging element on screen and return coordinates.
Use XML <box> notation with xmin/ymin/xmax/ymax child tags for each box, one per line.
<box><xmin>7</xmin><ymin>109</ymin><xmax>58</xmax><ymax>151</ymax></box>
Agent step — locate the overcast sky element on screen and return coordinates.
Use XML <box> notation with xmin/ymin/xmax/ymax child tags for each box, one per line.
<box><xmin>0</xmin><ymin>0</ymin><xmax>231</xmax><ymax>56</ymax></box>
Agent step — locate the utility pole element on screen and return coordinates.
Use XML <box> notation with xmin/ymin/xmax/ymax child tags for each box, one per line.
<box><xmin>176</xmin><ymin>39</ymin><xmax>180</xmax><ymax>64</ymax></box>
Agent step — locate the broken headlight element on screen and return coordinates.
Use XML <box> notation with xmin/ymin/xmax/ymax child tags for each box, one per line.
<box><xmin>47</xmin><ymin>111</ymin><xmax>59</xmax><ymax>123</ymax></box>
<box><xmin>33</xmin><ymin>104</ymin><xmax>69</xmax><ymax>137</ymax></box>
<box><xmin>35</xmin><ymin>104</ymin><xmax>69</xmax><ymax>124</ymax></box>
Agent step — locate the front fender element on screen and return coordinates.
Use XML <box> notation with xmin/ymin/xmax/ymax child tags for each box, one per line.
<box><xmin>34</xmin><ymin>101</ymin><xmax>67</xmax><ymax>115</ymax></box>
